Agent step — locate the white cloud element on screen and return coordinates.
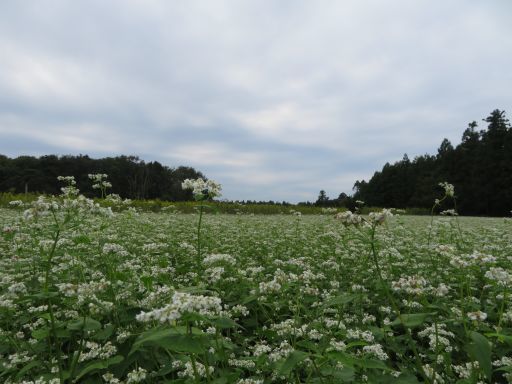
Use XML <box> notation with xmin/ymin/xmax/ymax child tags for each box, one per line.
<box><xmin>0</xmin><ymin>116</ymin><xmax>124</xmax><ymax>153</ymax></box>
<box><xmin>0</xmin><ymin>0</ymin><xmax>511</xmax><ymax>202</ymax></box>
<box><xmin>162</xmin><ymin>144</ymin><xmax>264</xmax><ymax>169</ymax></box>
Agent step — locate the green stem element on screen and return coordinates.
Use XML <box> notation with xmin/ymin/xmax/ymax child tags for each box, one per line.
<box><xmin>44</xmin><ymin>227</ymin><xmax>61</xmax><ymax>291</ymax></box>
<box><xmin>47</xmin><ymin>299</ymin><xmax>63</xmax><ymax>383</ymax></box>
<box><xmin>427</xmin><ymin>196</ymin><xmax>446</xmax><ymax>247</ymax></box>
<box><xmin>459</xmin><ymin>278</ymin><xmax>468</xmax><ymax>335</ymax></box>
<box><xmin>452</xmin><ymin>198</ymin><xmax>464</xmax><ymax>247</ymax></box>
<box><xmin>197</xmin><ymin>204</ymin><xmax>204</xmax><ymax>269</ymax></box>
<box><xmin>368</xmin><ymin>225</ymin><xmax>431</xmax><ymax>384</ymax></box>
<box><xmin>497</xmin><ymin>288</ymin><xmax>508</xmax><ymax>333</ymax></box>
<box><xmin>45</xmin><ymin>209</ymin><xmax>64</xmax><ymax>383</ymax></box>
<box><xmin>69</xmin><ymin>314</ymin><xmax>87</xmax><ymax>379</ymax></box>
<box><xmin>190</xmin><ymin>353</ymin><xmax>200</xmax><ymax>382</ymax></box>
<box><xmin>311</xmin><ymin>359</ymin><xmax>325</xmax><ymax>384</ymax></box>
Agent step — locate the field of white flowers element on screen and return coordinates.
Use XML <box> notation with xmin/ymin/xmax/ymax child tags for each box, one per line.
<box><xmin>1</xmin><ymin>178</ymin><xmax>512</xmax><ymax>383</ymax></box>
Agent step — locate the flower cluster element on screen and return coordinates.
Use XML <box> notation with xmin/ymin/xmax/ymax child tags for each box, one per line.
<box><xmin>418</xmin><ymin>323</ymin><xmax>455</xmax><ymax>353</ymax></box>
<box><xmin>368</xmin><ymin>208</ymin><xmax>393</xmax><ymax>225</ymax></box>
<box><xmin>172</xmin><ymin>360</ymin><xmax>214</xmax><ymax>379</ymax></box>
<box><xmin>21</xmin><ymin>179</ymin><xmax>114</xmax><ymax>222</ymax></box>
<box><xmin>335</xmin><ymin>208</ymin><xmax>393</xmax><ymax>227</ymax></box>
<box><xmin>203</xmin><ymin>253</ymin><xmax>236</xmax><ymax>266</ymax></box>
<box><xmin>439</xmin><ymin>181</ymin><xmax>455</xmax><ymax>197</ymax></box>
<box><xmin>88</xmin><ymin>173</ymin><xmax>112</xmax><ymax>189</ymax></box>
<box><xmin>57</xmin><ymin>175</ymin><xmax>79</xmax><ymax>197</ymax></box>
<box><xmin>334</xmin><ymin>211</ymin><xmax>363</xmax><ymax>226</ymax></box>
<box><xmin>181</xmin><ymin>178</ymin><xmax>222</xmax><ymax>200</ymax></box>
<box><xmin>391</xmin><ymin>275</ymin><xmax>430</xmax><ymax>295</ymax></box>
<box><xmin>449</xmin><ymin>251</ymin><xmax>496</xmax><ymax>268</ymax></box>
<box><xmin>126</xmin><ymin>367</ymin><xmax>147</xmax><ymax>383</ymax></box>
<box><xmin>467</xmin><ymin>310</ymin><xmax>487</xmax><ymax>321</ymax></box>
<box><xmin>485</xmin><ymin>267</ymin><xmax>512</xmax><ymax>287</ymax></box>
<box><xmin>136</xmin><ymin>291</ymin><xmax>223</xmax><ymax>323</ymax></box>
<box><xmin>362</xmin><ymin>343</ymin><xmax>388</xmax><ymax>360</ymax></box>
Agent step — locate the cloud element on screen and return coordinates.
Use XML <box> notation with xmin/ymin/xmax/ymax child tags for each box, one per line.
<box><xmin>0</xmin><ymin>0</ymin><xmax>511</xmax><ymax>202</ymax></box>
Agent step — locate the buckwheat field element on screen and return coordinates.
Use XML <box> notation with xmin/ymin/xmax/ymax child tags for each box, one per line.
<box><xmin>1</xmin><ymin>178</ymin><xmax>512</xmax><ymax>383</ymax></box>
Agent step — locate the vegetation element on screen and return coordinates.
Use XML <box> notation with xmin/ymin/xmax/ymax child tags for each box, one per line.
<box><xmin>1</xmin><ymin>177</ymin><xmax>512</xmax><ymax>383</ymax></box>
<box><xmin>0</xmin><ymin>155</ymin><xmax>204</xmax><ymax>201</ymax></box>
<box><xmin>352</xmin><ymin>109</ymin><xmax>512</xmax><ymax>216</ymax></box>
<box><xmin>2</xmin><ymin>192</ymin><xmax>434</xmax><ymax>216</ymax></box>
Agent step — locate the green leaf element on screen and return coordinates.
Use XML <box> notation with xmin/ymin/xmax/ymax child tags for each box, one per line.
<box><xmin>93</xmin><ymin>324</ymin><xmax>115</xmax><ymax>341</ymax></box>
<box><xmin>328</xmin><ymin>351</ymin><xmax>391</xmax><ymax>371</ymax></box>
<box><xmin>73</xmin><ymin>235</ymin><xmax>91</xmax><ymax>244</ymax></box>
<box><xmin>30</xmin><ymin>291</ymin><xmax>60</xmax><ymax>300</ymax></box>
<box><xmin>391</xmin><ymin>313</ymin><xmax>431</xmax><ymax>328</ymax></box>
<box><xmin>467</xmin><ymin>331</ymin><xmax>492</xmax><ymax>381</ymax></box>
<box><xmin>345</xmin><ymin>341</ymin><xmax>369</xmax><ymax>349</ymax></box>
<box><xmin>323</xmin><ymin>294</ymin><xmax>358</xmax><ymax>308</ymax></box>
<box><xmin>328</xmin><ymin>351</ymin><xmax>357</xmax><ymax>367</ymax></box>
<box><xmin>211</xmin><ymin>370</ymin><xmax>240</xmax><ymax>383</ymax></box>
<box><xmin>39</xmin><ymin>313</ymin><xmax>52</xmax><ymax>321</ymax></box>
<box><xmin>333</xmin><ymin>366</ymin><xmax>355</xmax><ymax>381</ymax></box>
<box><xmin>358</xmin><ymin>358</ymin><xmax>390</xmax><ymax>370</ymax></box>
<box><xmin>277</xmin><ymin>351</ymin><xmax>309</xmax><ymax>376</ymax></box>
<box><xmin>130</xmin><ymin>328</ymin><xmax>205</xmax><ymax>355</ymax></box>
<box><xmin>241</xmin><ymin>295</ymin><xmax>258</xmax><ymax>305</ymax></box>
<box><xmin>154</xmin><ymin>364</ymin><xmax>175</xmax><ymax>377</ymax></box>
<box><xmin>130</xmin><ymin>328</ymin><xmax>180</xmax><ymax>353</ymax></box>
<box><xmin>296</xmin><ymin>340</ymin><xmax>318</xmax><ymax>352</ymax></box>
<box><xmin>242</xmin><ymin>316</ymin><xmax>260</xmax><ymax>329</ymax></box>
<box><xmin>180</xmin><ymin>311</ymin><xmax>208</xmax><ymax>322</ymax></box>
<box><xmin>75</xmin><ymin>355</ymin><xmax>124</xmax><ymax>381</ymax></box>
<box><xmin>219</xmin><ymin>338</ymin><xmax>237</xmax><ymax>350</ymax></box>
<box><xmin>31</xmin><ymin>327</ymin><xmax>69</xmax><ymax>339</ymax></box>
<box><xmin>16</xmin><ymin>360</ymin><xmax>40</xmax><ymax>379</ymax></box>
<box><xmin>165</xmin><ymin>335</ymin><xmax>205</xmax><ymax>353</ymax></box>
<box><xmin>67</xmin><ymin>317</ymin><xmax>102</xmax><ymax>331</ymax></box>
<box><xmin>485</xmin><ymin>332</ymin><xmax>512</xmax><ymax>346</ymax></box>
<box><xmin>321</xmin><ymin>365</ymin><xmax>355</xmax><ymax>381</ymax></box>
<box><xmin>31</xmin><ymin>328</ymin><xmax>50</xmax><ymax>340</ymax></box>
<box><xmin>211</xmin><ymin>317</ymin><xmax>239</xmax><ymax>329</ymax></box>
<box><xmin>394</xmin><ymin>372</ymin><xmax>421</xmax><ymax>383</ymax></box>
<box><xmin>366</xmin><ymin>371</ymin><xmax>420</xmax><ymax>383</ymax></box>
<box><xmin>179</xmin><ymin>285</ymin><xmax>208</xmax><ymax>293</ymax></box>
<box><xmin>211</xmin><ymin>377</ymin><xmax>228</xmax><ymax>384</ymax></box>
<box><xmin>55</xmin><ymin>328</ymin><xmax>71</xmax><ymax>338</ymax></box>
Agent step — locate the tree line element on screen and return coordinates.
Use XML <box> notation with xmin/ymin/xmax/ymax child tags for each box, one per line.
<box><xmin>350</xmin><ymin>109</ymin><xmax>512</xmax><ymax>216</ymax></box>
<box><xmin>2</xmin><ymin>109</ymin><xmax>510</xmax><ymax>215</ymax></box>
<box><xmin>0</xmin><ymin>154</ymin><xmax>204</xmax><ymax>201</ymax></box>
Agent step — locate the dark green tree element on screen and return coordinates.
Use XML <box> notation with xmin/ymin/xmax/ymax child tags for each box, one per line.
<box><xmin>315</xmin><ymin>190</ymin><xmax>329</xmax><ymax>206</ymax></box>
<box><xmin>353</xmin><ymin>109</ymin><xmax>512</xmax><ymax>216</ymax></box>
<box><xmin>0</xmin><ymin>154</ymin><xmax>206</xmax><ymax>201</ymax></box>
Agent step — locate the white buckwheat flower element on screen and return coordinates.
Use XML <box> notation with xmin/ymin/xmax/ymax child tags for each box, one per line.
<box><xmin>182</xmin><ymin>178</ymin><xmax>222</xmax><ymax>200</ymax></box>
<box><xmin>136</xmin><ymin>291</ymin><xmax>222</xmax><ymax>323</ymax></box>
<box><xmin>467</xmin><ymin>311</ymin><xmax>487</xmax><ymax>321</ymax></box>
<box><xmin>439</xmin><ymin>182</ymin><xmax>455</xmax><ymax>197</ymax></box>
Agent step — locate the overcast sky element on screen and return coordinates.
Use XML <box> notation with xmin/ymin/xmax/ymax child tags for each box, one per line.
<box><xmin>1</xmin><ymin>1</ymin><xmax>511</xmax><ymax>202</ymax></box>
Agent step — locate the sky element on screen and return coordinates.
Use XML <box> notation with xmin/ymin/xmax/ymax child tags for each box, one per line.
<box><xmin>1</xmin><ymin>1</ymin><xmax>511</xmax><ymax>202</ymax></box>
